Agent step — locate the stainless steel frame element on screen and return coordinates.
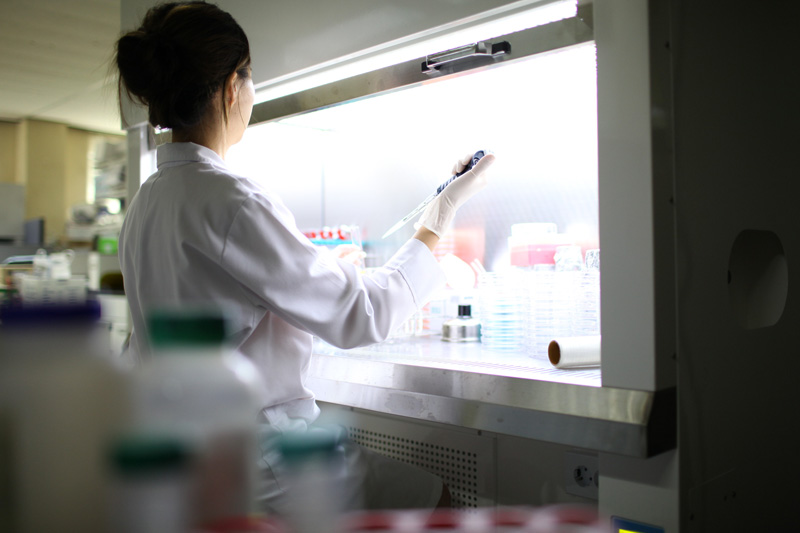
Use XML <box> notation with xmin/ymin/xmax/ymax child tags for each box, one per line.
<box><xmin>308</xmin><ymin>350</ymin><xmax>675</xmax><ymax>458</ymax></box>
<box><xmin>250</xmin><ymin>14</ymin><xmax>593</xmax><ymax>126</ymax></box>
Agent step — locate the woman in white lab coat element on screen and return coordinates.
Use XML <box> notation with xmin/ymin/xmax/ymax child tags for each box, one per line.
<box><xmin>114</xmin><ymin>0</ymin><xmax>494</xmax><ymax>516</ymax></box>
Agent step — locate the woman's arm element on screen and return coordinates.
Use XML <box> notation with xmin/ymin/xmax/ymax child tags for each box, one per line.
<box><xmin>412</xmin><ymin>226</ymin><xmax>440</xmax><ymax>252</ymax></box>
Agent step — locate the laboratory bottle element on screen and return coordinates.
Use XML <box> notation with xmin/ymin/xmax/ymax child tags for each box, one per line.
<box><xmin>442</xmin><ymin>304</ymin><xmax>481</xmax><ymax>343</ymax></box>
<box><xmin>128</xmin><ymin>308</ymin><xmax>264</xmax><ymax>529</ymax></box>
<box><xmin>108</xmin><ymin>435</ymin><xmax>192</xmax><ymax>533</ymax></box>
<box><xmin>275</xmin><ymin>428</ymin><xmax>346</xmax><ymax>533</ymax></box>
<box><xmin>0</xmin><ymin>301</ymin><xmax>130</xmax><ymax>533</ymax></box>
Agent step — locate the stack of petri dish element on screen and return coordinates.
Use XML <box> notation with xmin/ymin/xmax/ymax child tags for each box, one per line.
<box><xmin>572</xmin><ymin>249</ymin><xmax>601</xmax><ymax>336</ymax></box>
<box><xmin>526</xmin><ymin>246</ymin><xmax>589</xmax><ymax>359</ymax></box>
<box><xmin>477</xmin><ymin>270</ymin><xmax>525</xmax><ymax>351</ymax></box>
<box><xmin>526</xmin><ymin>270</ymin><xmax>555</xmax><ymax>359</ymax></box>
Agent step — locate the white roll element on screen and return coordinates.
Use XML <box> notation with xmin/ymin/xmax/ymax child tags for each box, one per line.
<box><xmin>548</xmin><ymin>336</ymin><xmax>601</xmax><ymax>368</ymax></box>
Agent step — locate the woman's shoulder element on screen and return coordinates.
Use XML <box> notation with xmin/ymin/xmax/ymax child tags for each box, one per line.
<box><xmin>185</xmin><ymin>162</ymin><xmax>265</xmax><ymax>203</ymax></box>
<box><xmin>193</xmin><ymin>166</ymin><xmax>297</xmax><ymax>233</ymax></box>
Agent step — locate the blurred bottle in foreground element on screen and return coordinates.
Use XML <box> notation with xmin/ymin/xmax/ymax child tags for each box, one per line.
<box><xmin>120</xmin><ymin>308</ymin><xmax>265</xmax><ymax>530</ymax></box>
<box><xmin>0</xmin><ymin>301</ymin><xmax>130</xmax><ymax>533</ymax></box>
<box><xmin>108</xmin><ymin>435</ymin><xmax>193</xmax><ymax>533</ymax></box>
<box><xmin>274</xmin><ymin>428</ymin><xmax>347</xmax><ymax>533</ymax></box>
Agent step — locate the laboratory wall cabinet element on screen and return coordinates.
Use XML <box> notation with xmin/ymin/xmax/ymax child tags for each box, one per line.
<box><xmin>121</xmin><ymin>0</ymin><xmax>800</xmax><ymax>530</ymax></box>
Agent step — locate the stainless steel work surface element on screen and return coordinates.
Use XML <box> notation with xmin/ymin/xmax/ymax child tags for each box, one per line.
<box><xmin>309</xmin><ymin>337</ymin><xmax>675</xmax><ymax>458</ymax></box>
<box><xmin>314</xmin><ymin>336</ymin><xmax>600</xmax><ymax>385</ymax></box>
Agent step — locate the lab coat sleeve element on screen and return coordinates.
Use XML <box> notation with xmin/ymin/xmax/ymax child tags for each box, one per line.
<box><xmin>220</xmin><ymin>193</ymin><xmax>446</xmax><ymax>349</ymax></box>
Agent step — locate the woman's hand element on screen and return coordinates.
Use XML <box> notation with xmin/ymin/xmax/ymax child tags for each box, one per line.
<box><xmin>416</xmin><ymin>152</ymin><xmax>496</xmax><ymax>238</ymax></box>
<box><xmin>331</xmin><ymin>244</ymin><xmax>366</xmax><ymax>266</ymax></box>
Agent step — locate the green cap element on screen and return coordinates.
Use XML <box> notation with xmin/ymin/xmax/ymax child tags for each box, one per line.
<box><xmin>148</xmin><ymin>307</ymin><xmax>229</xmax><ymax>348</ymax></box>
<box><xmin>276</xmin><ymin>429</ymin><xmax>340</xmax><ymax>464</ymax></box>
<box><xmin>110</xmin><ymin>435</ymin><xmax>190</xmax><ymax>475</ymax></box>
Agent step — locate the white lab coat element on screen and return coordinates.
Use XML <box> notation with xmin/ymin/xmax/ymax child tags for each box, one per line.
<box><xmin>120</xmin><ymin>142</ymin><xmax>446</xmax><ymax>431</ymax></box>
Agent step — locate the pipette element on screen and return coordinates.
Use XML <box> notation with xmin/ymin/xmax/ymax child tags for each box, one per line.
<box><xmin>381</xmin><ymin>150</ymin><xmax>487</xmax><ymax>239</ymax></box>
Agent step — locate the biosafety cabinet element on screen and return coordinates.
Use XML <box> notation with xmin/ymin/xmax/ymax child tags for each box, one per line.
<box><xmin>121</xmin><ymin>0</ymin><xmax>800</xmax><ymax>531</ymax></box>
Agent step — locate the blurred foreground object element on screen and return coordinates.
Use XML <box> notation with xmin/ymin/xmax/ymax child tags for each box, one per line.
<box><xmin>0</xmin><ymin>301</ymin><xmax>130</xmax><ymax>533</ymax></box>
<box><xmin>108</xmin><ymin>435</ymin><xmax>193</xmax><ymax>533</ymax></box>
<box><xmin>343</xmin><ymin>505</ymin><xmax>609</xmax><ymax>532</ymax></box>
<box><xmin>204</xmin><ymin>505</ymin><xmax>610</xmax><ymax>532</ymax></box>
<box><xmin>273</xmin><ymin>428</ymin><xmax>346</xmax><ymax>533</ymax></box>
<box><xmin>123</xmin><ymin>307</ymin><xmax>265</xmax><ymax>530</ymax></box>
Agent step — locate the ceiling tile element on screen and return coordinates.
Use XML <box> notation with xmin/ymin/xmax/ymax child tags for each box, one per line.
<box><xmin>0</xmin><ymin>0</ymin><xmax>122</xmax><ymax>133</ymax></box>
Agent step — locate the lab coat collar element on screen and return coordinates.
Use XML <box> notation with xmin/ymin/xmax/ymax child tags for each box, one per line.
<box><xmin>156</xmin><ymin>142</ymin><xmax>227</xmax><ymax>170</ymax></box>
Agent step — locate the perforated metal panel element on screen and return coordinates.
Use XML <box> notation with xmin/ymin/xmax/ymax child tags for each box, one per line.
<box><xmin>318</xmin><ymin>404</ymin><xmax>496</xmax><ymax>510</ymax></box>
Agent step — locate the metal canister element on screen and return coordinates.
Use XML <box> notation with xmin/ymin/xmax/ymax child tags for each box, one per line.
<box><xmin>442</xmin><ymin>304</ymin><xmax>481</xmax><ymax>342</ymax></box>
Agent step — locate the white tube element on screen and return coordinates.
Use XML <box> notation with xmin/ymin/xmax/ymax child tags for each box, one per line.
<box><xmin>548</xmin><ymin>336</ymin><xmax>601</xmax><ymax>368</ymax></box>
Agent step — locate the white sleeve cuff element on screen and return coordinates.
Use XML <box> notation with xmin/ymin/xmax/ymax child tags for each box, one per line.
<box><xmin>386</xmin><ymin>238</ymin><xmax>447</xmax><ymax>308</ymax></box>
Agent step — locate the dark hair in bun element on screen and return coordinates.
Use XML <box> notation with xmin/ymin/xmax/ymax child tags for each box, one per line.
<box><xmin>115</xmin><ymin>1</ymin><xmax>251</xmax><ymax>131</ymax></box>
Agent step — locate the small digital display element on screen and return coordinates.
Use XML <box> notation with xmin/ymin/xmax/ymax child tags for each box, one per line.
<box><xmin>611</xmin><ymin>516</ymin><xmax>665</xmax><ymax>533</ymax></box>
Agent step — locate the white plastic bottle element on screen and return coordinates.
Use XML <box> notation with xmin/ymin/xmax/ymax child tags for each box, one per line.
<box><xmin>128</xmin><ymin>308</ymin><xmax>264</xmax><ymax>529</ymax></box>
<box><xmin>108</xmin><ymin>435</ymin><xmax>193</xmax><ymax>533</ymax></box>
<box><xmin>0</xmin><ymin>301</ymin><xmax>130</xmax><ymax>533</ymax></box>
<box><xmin>276</xmin><ymin>428</ymin><xmax>346</xmax><ymax>533</ymax></box>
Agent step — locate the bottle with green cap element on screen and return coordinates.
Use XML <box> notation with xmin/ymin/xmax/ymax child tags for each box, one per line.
<box><xmin>275</xmin><ymin>428</ymin><xmax>346</xmax><ymax>533</ymax></box>
<box><xmin>128</xmin><ymin>307</ymin><xmax>265</xmax><ymax>529</ymax></box>
<box><xmin>108</xmin><ymin>435</ymin><xmax>192</xmax><ymax>533</ymax></box>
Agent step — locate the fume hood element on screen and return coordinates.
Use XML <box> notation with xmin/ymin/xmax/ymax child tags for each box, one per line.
<box><xmin>225</xmin><ymin>2</ymin><xmax>675</xmax><ymax>460</ymax></box>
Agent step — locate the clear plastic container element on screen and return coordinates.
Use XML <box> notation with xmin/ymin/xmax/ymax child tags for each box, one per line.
<box><xmin>525</xmin><ymin>270</ymin><xmax>555</xmax><ymax>359</ymax></box>
<box><xmin>17</xmin><ymin>274</ymin><xmax>88</xmax><ymax>305</ymax></box>
<box><xmin>573</xmin><ymin>250</ymin><xmax>601</xmax><ymax>336</ymax></box>
<box><xmin>522</xmin><ymin>245</ymin><xmax>602</xmax><ymax>359</ymax></box>
<box><xmin>477</xmin><ymin>271</ymin><xmax>525</xmax><ymax>351</ymax></box>
<box><xmin>554</xmin><ymin>245</ymin><xmax>584</xmax><ymax>272</ymax></box>
<box><xmin>525</xmin><ymin>270</ymin><xmax>586</xmax><ymax>359</ymax></box>
<box><xmin>572</xmin><ymin>270</ymin><xmax>601</xmax><ymax>336</ymax></box>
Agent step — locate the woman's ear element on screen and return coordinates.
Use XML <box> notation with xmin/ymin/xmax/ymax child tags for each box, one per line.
<box><xmin>225</xmin><ymin>71</ymin><xmax>239</xmax><ymax>108</ymax></box>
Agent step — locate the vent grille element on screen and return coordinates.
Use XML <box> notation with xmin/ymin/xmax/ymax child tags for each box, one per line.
<box><xmin>347</xmin><ymin>426</ymin><xmax>486</xmax><ymax>509</ymax></box>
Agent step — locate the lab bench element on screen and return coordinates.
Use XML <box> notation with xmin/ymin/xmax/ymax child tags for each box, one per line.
<box><xmin>309</xmin><ymin>337</ymin><xmax>675</xmax><ymax>459</ymax></box>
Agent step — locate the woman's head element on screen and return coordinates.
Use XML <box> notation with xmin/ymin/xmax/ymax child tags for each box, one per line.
<box><xmin>115</xmin><ymin>1</ymin><xmax>251</xmax><ymax>133</ymax></box>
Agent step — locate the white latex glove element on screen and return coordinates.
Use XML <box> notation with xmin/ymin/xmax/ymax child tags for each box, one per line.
<box><xmin>415</xmin><ymin>152</ymin><xmax>496</xmax><ymax>238</ymax></box>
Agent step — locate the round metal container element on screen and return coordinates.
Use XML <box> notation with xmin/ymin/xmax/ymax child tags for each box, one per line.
<box><xmin>442</xmin><ymin>317</ymin><xmax>481</xmax><ymax>343</ymax></box>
